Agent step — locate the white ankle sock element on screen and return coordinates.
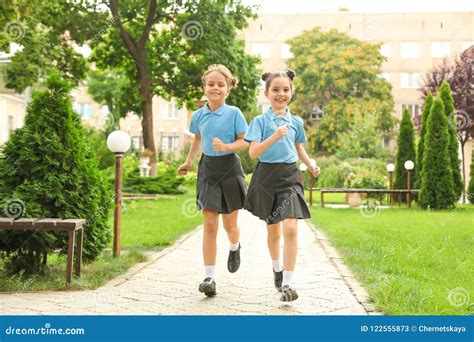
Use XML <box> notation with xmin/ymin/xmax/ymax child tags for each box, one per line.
<box><xmin>282</xmin><ymin>270</ymin><xmax>294</xmax><ymax>287</ymax></box>
<box><xmin>229</xmin><ymin>241</ymin><xmax>240</xmax><ymax>251</ymax></box>
<box><xmin>205</xmin><ymin>265</ymin><xmax>215</xmax><ymax>279</ymax></box>
<box><xmin>272</xmin><ymin>259</ymin><xmax>283</xmax><ymax>272</ymax></box>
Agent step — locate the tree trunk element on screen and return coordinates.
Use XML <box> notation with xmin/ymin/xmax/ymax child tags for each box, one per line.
<box><xmin>108</xmin><ymin>0</ymin><xmax>158</xmax><ymax>176</ymax></box>
<box><xmin>137</xmin><ymin>59</ymin><xmax>157</xmax><ymax>176</ymax></box>
<box><xmin>460</xmin><ymin>138</ymin><xmax>466</xmax><ymax>203</ymax></box>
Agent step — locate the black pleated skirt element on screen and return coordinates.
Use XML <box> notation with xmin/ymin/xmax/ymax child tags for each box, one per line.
<box><xmin>196</xmin><ymin>153</ymin><xmax>246</xmax><ymax>214</ymax></box>
<box><xmin>244</xmin><ymin>162</ymin><xmax>310</xmax><ymax>224</ymax></box>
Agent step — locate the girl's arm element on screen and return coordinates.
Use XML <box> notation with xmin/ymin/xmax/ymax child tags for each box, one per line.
<box><xmin>249</xmin><ymin>125</ymin><xmax>288</xmax><ymax>159</ymax></box>
<box><xmin>177</xmin><ymin>134</ymin><xmax>201</xmax><ymax>175</ymax></box>
<box><xmin>296</xmin><ymin>143</ymin><xmax>320</xmax><ymax>177</ymax></box>
<box><xmin>212</xmin><ymin>133</ymin><xmax>249</xmax><ymax>153</ymax></box>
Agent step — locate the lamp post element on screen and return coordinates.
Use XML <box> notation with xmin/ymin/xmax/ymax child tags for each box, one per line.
<box><xmin>107</xmin><ymin>130</ymin><xmax>131</xmax><ymax>257</ymax></box>
<box><xmin>386</xmin><ymin>163</ymin><xmax>395</xmax><ymax>205</ymax></box>
<box><xmin>404</xmin><ymin>160</ymin><xmax>414</xmax><ymax>208</ymax></box>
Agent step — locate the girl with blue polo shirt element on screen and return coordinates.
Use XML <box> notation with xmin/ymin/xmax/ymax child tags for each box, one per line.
<box><xmin>177</xmin><ymin>64</ymin><xmax>248</xmax><ymax>297</ymax></box>
<box><xmin>244</xmin><ymin>70</ymin><xmax>320</xmax><ymax>302</ymax></box>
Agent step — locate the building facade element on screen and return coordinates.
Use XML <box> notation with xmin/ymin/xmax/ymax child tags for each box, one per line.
<box><xmin>0</xmin><ymin>55</ymin><xmax>29</xmax><ymax>146</ymax></box>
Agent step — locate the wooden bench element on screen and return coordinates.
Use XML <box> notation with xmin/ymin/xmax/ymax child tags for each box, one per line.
<box><xmin>309</xmin><ymin>188</ymin><xmax>420</xmax><ymax>207</ymax></box>
<box><xmin>0</xmin><ymin>218</ymin><xmax>85</xmax><ymax>288</ymax></box>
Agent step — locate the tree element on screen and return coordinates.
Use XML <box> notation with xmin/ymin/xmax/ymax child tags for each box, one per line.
<box><xmin>86</xmin><ymin>69</ymin><xmax>138</xmax><ymax>136</ymax></box>
<box><xmin>287</xmin><ymin>27</ymin><xmax>394</xmax><ymax>153</ymax></box>
<box><xmin>394</xmin><ymin>109</ymin><xmax>417</xmax><ymax>198</ymax></box>
<box><xmin>468</xmin><ymin>148</ymin><xmax>474</xmax><ymax>204</ymax></box>
<box><xmin>420</xmin><ymin>49</ymin><xmax>474</xmax><ymax>202</ymax></box>
<box><xmin>337</xmin><ymin>110</ymin><xmax>391</xmax><ymax>159</ymax></box>
<box><xmin>1</xmin><ymin>1</ymin><xmax>105</xmax><ymax>91</ymax></box>
<box><xmin>2</xmin><ymin>0</ymin><xmax>261</xmax><ymax>176</ymax></box>
<box><xmin>0</xmin><ymin>72</ymin><xmax>111</xmax><ymax>274</ymax></box>
<box><xmin>438</xmin><ymin>80</ymin><xmax>463</xmax><ymax>200</ymax></box>
<box><xmin>419</xmin><ymin>97</ymin><xmax>456</xmax><ymax>209</ymax></box>
<box><xmin>415</xmin><ymin>92</ymin><xmax>433</xmax><ymax>188</ymax></box>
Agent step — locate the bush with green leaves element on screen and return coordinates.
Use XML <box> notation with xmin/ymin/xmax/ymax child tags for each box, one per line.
<box><xmin>315</xmin><ymin>156</ymin><xmax>387</xmax><ymax>189</ymax></box>
<box><xmin>0</xmin><ymin>72</ymin><xmax>111</xmax><ymax>275</ymax></box>
<box><xmin>415</xmin><ymin>92</ymin><xmax>433</xmax><ymax>188</ymax></box>
<box><xmin>419</xmin><ymin>97</ymin><xmax>456</xmax><ymax>209</ymax></box>
<box><xmin>238</xmin><ymin>150</ymin><xmax>257</xmax><ymax>174</ymax></box>
<box><xmin>83</xmin><ymin>126</ymin><xmax>115</xmax><ymax>170</ymax></box>
<box><xmin>103</xmin><ymin>156</ymin><xmax>188</xmax><ymax>194</ymax></box>
<box><xmin>337</xmin><ymin>111</ymin><xmax>393</xmax><ymax>160</ymax></box>
<box><xmin>393</xmin><ymin>109</ymin><xmax>417</xmax><ymax>198</ymax></box>
<box><xmin>438</xmin><ymin>80</ymin><xmax>463</xmax><ymax>199</ymax></box>
<box><xmin>468</xmin><ymin>148</ymin><xmax>474</xmax><ymax>204</ymax></box>
<box><xmin>123</xmin><ymin>171</ymin><xmax>187</xmax><ymax>195</ymax></box>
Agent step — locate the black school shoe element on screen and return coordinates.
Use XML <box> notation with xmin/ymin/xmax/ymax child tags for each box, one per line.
<box><xmin>198</xmin><ymin>278</ymin><xmax>216</xmax><ymax>297</ymax></box>
<box><xmin>273</xmin><ymin>270</ymin><xmax>283</xmax><ymax>292</ymax></box>
<box><xmin>280</xmin><ymin>285</ymin><xmax>298</xmax><ymax>302</ymax></box>
<box><xmin>227</xmin><ymin>243</ymin><xmax>241</xmax><ymax>273</ymax></box>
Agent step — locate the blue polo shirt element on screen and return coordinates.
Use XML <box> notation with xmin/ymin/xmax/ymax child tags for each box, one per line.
<box><xmin>189</xmin><ymin>102</ymin><xmax>248</xmax><ymax>156</ymax></box>
<box><xmin>244</xmin><ymin>108</ymin><xmax>307</xmax><ymax>163</ymax></box>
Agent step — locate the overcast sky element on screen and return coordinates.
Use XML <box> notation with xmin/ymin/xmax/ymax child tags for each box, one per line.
<box><xmin>243</xmin><ymin>0</ymin><xmax>474</xmax><ymax>13</ymax></box>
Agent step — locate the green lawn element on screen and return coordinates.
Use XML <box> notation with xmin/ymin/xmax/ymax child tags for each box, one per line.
<box><xmin>0</xmin><ymin>190</ymin><xmax>202</xmax><ymax>291</ymax></box>
<box><xmin>309</xmin><ymin>205</ymin><xmax>474</xmax><ymax>315</ymax></box>
<box><xmin>305</xmin><ymin>190</ymin><xmax>346</xmax><ymax>204</ymax></box>
<box><xmin>116</xmin><ymin>191</ymin><xmax>202</xmax><ymax>249</ymax></box>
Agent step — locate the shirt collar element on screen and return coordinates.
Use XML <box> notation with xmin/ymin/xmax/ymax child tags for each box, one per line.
<box><xmin>264</xmin><ymin>108</ymin><xmax>292</xmax><ymax>123</ymax></box>
<box><xmin>202</xmin><ymin>102</ymin><xmax>227</xmax><ymax>116</ymax></box>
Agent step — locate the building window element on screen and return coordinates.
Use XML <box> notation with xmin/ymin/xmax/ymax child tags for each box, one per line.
<box><xmin>380</xmin><ymin>43</ymin><xmax>391</xmax><ymax>57</ymax></box>
<box><xmin>8</xmin><ymin>115</ymin><xmax>14</xmax><ymax>132</ymax></box>
<box><xmin>169</xmin><ymin>103</ymin><xmax>179</xmax><ymax>118</ymax></box>
<box><xmin>160</xmin><ymin>103</ymin><xmax>180</xmax><ymax>119</ymax></box>
<box><xmin>401</xmin><ymin>73</ymin><xmax>421</xmax><ymax>89</ymax></box>
<box><xmin>101</xmin><ymin>105</ymin><xmax>110</xmax><ymax>119</ymax></box>
<box><xmin>402</xmin><ymin>104</ymin><xmax>421</xmax><ymax>118</ymax></box>
<box><xmin>381</xmin><ymin>136</ymin><xmax>391</xmax><ymax>148</ymax></box>
<box><xmin>310</xmin><ymin>105</ymin><xmax>324</xmax><ymax>120</ymax></box>
<box><xmin>74</xmin><ymin>103</ymin><xmax>92</xmax><ymax>119</ymax></box>
<box><xmin>401</xmin><ymin>42</ymin><xmax>420</xmax><ymax>59</ymax></box>
<box><xmin>161</xmin><ymin>135</ymin><xmax>180</xmax><ymax>151</ymax></box>
<box><xmin>431</xmin><ymin>42</ymin><xmax>450</xmax><ymax>58</ymax></box>
<box><xmin>281</xmin><ymin>43</ymin><xmax>293</xmax><ymax>59</ymax></box>
<box><xmin>251</xmin><ymin>43</ymin><xmax>271</xmax><ymax>59</ymax></box>
<box><xmin>132</xmin><ymin>137</ymin><xmax>141</xmax><ymax>151</ymax></box>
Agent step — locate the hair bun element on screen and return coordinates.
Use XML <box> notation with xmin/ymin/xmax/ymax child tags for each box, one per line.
<box><xmin>261</xmin><ymin>72</ymin><xmax>272</xmax><ymax>81</ymax></box>
<box><xmin>286</xmin><ymin>69</ymin><xmax>296</xmax><ymax>80</ymax></box>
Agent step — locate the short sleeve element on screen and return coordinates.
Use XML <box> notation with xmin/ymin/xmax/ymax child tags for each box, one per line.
<box><xmin>189</xmin><ymin>112</ymin><xmax>200</xmax><ymax>134</ymax></box>
<box><xmin>295</xmin><ymin>118</ymin><xmax>307</xmax><ymax>144</ymax></box>
<box><xmin>234</xmin><ymin>109</ymin><xmax>248</xmax><ymax>135</ymax></box>
<box><xmin>244</xmin><ymin>117</ymin><xmax>263</xmax><ymax>143</ymax></box>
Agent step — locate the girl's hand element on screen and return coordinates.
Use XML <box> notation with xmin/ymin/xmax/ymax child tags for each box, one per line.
<box><xmin>273</xmin><ymin>125</ymin><xmax>288</xmax><ymax>139</ymax></box>
<box><xmin>309</xmin><ymin>165</ymin><xmax>320</xmax><ymax>177</ymax></box>
<box><xmin>177</xmin><ymin>162</ymin><xmax>191</xmax><ymax>175</ymax></box>
<box><xmin>212</xmin><ymin>137</ymin><xmax>229</xmax><ymax>152</ymax></box>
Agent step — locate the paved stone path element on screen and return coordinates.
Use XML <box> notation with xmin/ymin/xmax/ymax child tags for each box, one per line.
<box><xmin>0</xmin><ymin>210</ymin><xmax>377</xmax><ymax>315</ymax></box>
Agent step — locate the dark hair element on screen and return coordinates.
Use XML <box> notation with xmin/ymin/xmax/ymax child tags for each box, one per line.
<box><xmin>261</xmin><ymin>70</ymin><xmax>296</xmax><ymax>91</ymax></box>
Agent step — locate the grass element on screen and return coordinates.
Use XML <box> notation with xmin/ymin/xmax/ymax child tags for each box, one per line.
<box><xmin>309</xmin><ymin>205</ymin><xmax>474</xmax><ymax>315</ymax></box>
<box><xmin>305</xmin><ymin>190</ymin><xmax>346</xmax><ymax>204</ymax></box>
<box><xmin>0</xmin><ymin>190</ymin><xmax>202</xmax><ymax>292</ymax></box>
<box><xmin>117</xmin><ymin>191</ymin><xmax>202</xmax><ymax>249</ymax></box>
<box><xmin>0</xmin><ymin>249</ymin><xmax>146</xmax><ymax>292</ymax></box>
